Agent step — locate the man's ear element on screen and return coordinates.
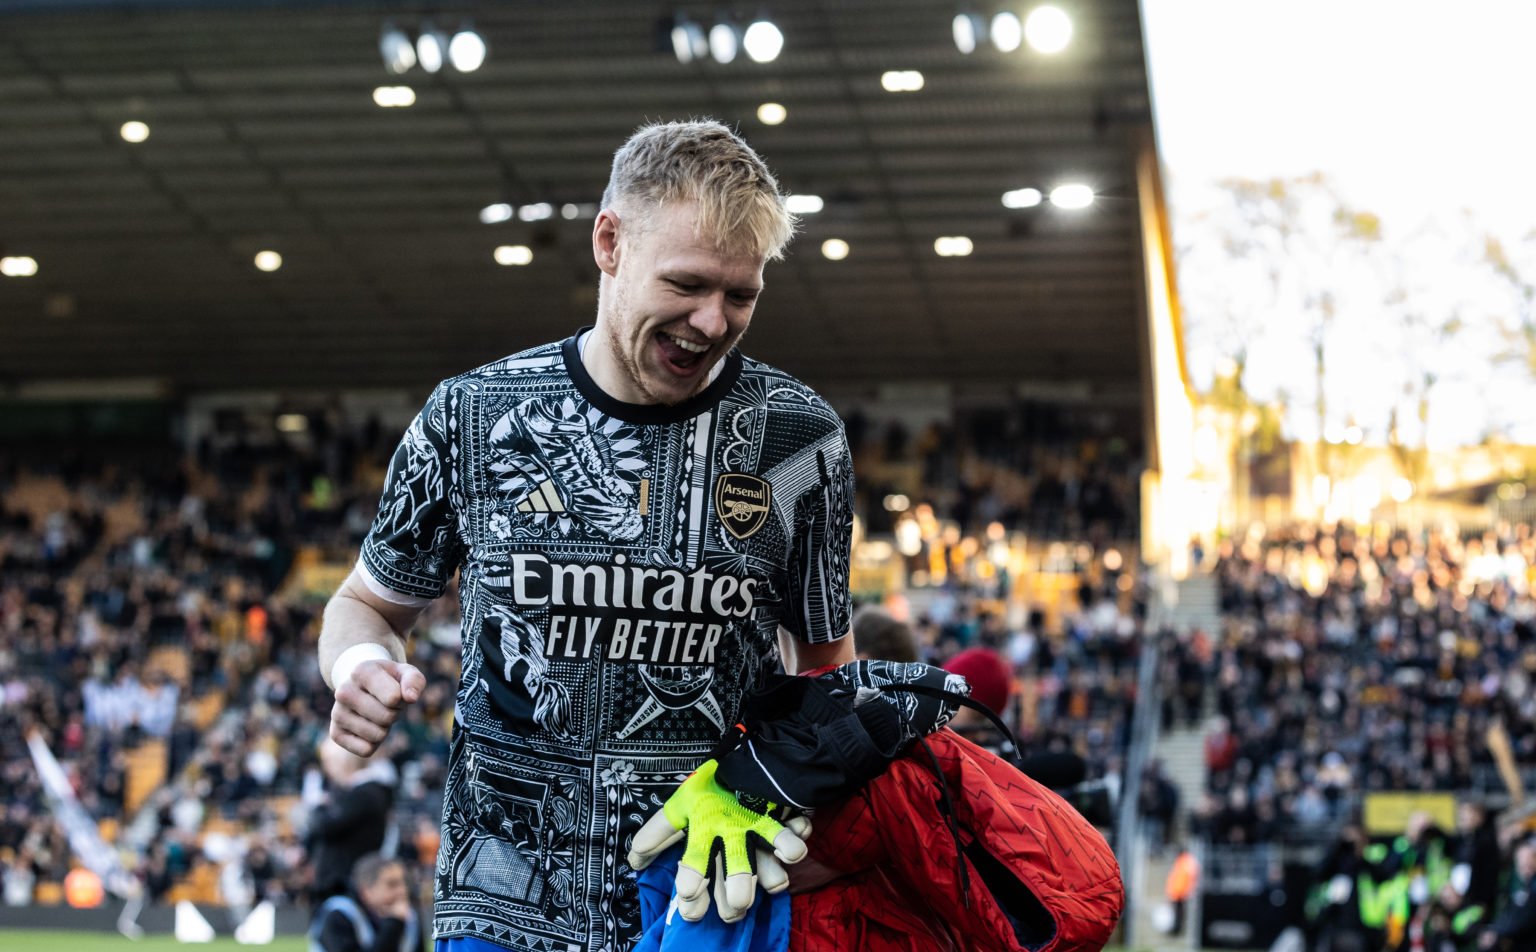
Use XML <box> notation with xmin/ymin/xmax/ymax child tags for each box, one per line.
<box><xmin>593</xmin><ymin>209</ymin><xmax>621</xmax><ymax>277</ymax></box>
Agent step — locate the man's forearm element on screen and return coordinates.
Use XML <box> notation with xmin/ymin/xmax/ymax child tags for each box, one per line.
<box><xmin>318</xmin><ymin>588</ymin><xmax>410</xmax><ymax>690</ymax></box>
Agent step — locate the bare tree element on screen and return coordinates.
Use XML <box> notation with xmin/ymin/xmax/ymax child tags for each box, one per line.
<box><xmin>1485</xmin><ymin>233</ymin><xmax>1536</xmax><ymax>377</ymax></box>
<box><xmin>1176</xmin><ymin>173</ymin><xmax>1381</xmax><ymax>453</ymax></box>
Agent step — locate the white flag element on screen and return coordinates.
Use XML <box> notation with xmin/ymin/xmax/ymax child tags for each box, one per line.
<box><xmin>26</xmin><ymin>731</ymin><xmax>140</xmax><ymax>900</ymax></box>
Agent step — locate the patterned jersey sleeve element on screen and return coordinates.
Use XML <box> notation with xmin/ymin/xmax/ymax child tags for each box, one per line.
<box><xmin>782</xmin><ymin>427</ymin><xmax>855</xmax><ymax>645</ymax></box>
<box><xmin>359</xmin><ymin>382</ymin><xmax>464</xmax><ymax>604</ymax></box>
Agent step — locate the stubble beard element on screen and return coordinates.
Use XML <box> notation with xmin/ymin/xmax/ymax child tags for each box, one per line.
<box><xmin>603</xmin><ymin>287</ymin><xmax>714</xmax><ymax>407</ymax></box>
<box><xmin>603</xmin><ymin>316</ymin><xmax>671</xmax><ymax>406</ymax></box>
<box><xmin>600</xmin><ymin>275</ymin><xmax>748</xmax><ymax>406</ymax></box>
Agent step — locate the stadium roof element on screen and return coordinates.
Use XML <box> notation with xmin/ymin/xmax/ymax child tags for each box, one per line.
<box><xmin>0</xmin><ymin>0</ymin><xmax>1156</xmax><ymax>401</ymax></box>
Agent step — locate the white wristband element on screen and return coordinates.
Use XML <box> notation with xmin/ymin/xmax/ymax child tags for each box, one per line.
<box><xmin>331</xmin><ymin>643</ymin><xmax>393</xmax><ymax>689</ymax></box>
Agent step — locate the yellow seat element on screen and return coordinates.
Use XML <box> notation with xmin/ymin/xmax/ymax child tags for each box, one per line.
<box><xmin>190</xmin><ymin>692</ymin><xmax>226</xmax><ymax>730</ymax></box>
<box><xmin>34</xmin><ymin>881</ymin><xmax>64</xmax><ymax>906</ymax></box>
<box><xmin>124</xmin><ymin>739</ymin><xmax>168</xmax><ymax>815</ymax></box>
<box><xmin>146</xmin><ymin>645</ymin><xmax>192</xmax><ymax>686</ymax></box>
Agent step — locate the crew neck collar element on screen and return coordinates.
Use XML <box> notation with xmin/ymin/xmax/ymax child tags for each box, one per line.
<box><xmin>561</xmin><ymin>327</ymin><xmax>743</xmax><ymax>425</ymax></box>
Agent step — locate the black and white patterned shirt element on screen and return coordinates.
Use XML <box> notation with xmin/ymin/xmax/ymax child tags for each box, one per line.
<box><xmin>358</xmin><ymin>331</ymin><xmax>853</xmax><ymax>951</ymax></box>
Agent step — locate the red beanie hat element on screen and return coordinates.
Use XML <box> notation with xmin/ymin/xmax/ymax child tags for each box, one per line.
<box><xmin>943</xmin><ymin>647</ymin><xmax>1012</xmax><ymax>716</ymax></box>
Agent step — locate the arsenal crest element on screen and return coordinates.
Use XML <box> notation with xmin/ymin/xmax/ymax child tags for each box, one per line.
<box><xmin>715</xmin><ymin>473</ymin><xmax>772</xmax><ymax>540</ymax></box>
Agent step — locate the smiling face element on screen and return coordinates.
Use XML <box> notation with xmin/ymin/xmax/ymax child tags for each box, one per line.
<box><xmin>587</xmin><ymin>201</ymin><xmax>765</xmax><ymax>406</ymax></box>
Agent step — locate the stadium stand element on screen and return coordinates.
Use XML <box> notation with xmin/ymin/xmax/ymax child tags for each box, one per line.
<box><xmin>0</xmin><ymin>407</ymin><xmax>1148</xmax><ymax>915</ymax></box>
<box><xmin>1181</xmin><ymin>522</ymin><xmax>1536</xmax><ymax>950</ymax></box>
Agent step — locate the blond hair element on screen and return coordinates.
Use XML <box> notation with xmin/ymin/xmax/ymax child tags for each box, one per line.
<box><xmin>602</xmin><ymin>119</ymin><xmax>795</xmax><ymax>260</ymax></box>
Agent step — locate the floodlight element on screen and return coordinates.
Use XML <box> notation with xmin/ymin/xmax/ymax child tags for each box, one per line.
<box><xmin>449</xmin><ymin>24</ymin><xmax>487</xmax><ymax>72</ymax></box>
<box><xmin>952</xmin><ymin>12</ymin><xmax>987</xmax><ymax>54</ymax></box>
<box><xmin>709</xmin><ymin>20</ymin><xmax>740</xmax><ymax>63</ymax></box>
<box><xmin>1002</xmin><ymin>187</ymin><xmax>1043</xmax><ymax>208</ymax></box>
<box><xmin>743</xmin><ymin>17</ymin><xmax>784</xmax><ymax>62</ymax></box>
<box><xmin>479</xmin><ymin>203</ymin><xmax>514</xmax><ymax>224</ymax></box>
<box><xmin>380</xmin><ymin>22</ymin><xmax>416</xmax><ymax>74</ymax></box>
<box><xmin>494</xmin><ymin>245</ymin><xmax>533</xmax><ymax>266</ymax></box>
<box><xmin>671</xmin><ymin>15</ymin><xmax>708</xmax><ymax>64</ymax></box>
<box><xmin>1049</xmin><ymin>183</ymin><xmax>1094</xmax><ymax>209</ymax></box>
<box><xmin>0</xmin><ymin>256</ymin><xmax>39</xmax><ymax>277</ymax></box>
<box><xmin>785</xmin><ymin>194</ymin><xmax>823</xmax><ymax>214</ymax></box>
<box><xmin>416</xmin><ymin>22</ymin><xmax>448</xmax><ymax>74</ymax></box>
<box><xmin>991</xmin><ymin>12</ymin><xmax>1023</xmax><ymax>53</ymax></box>
<box><xmin>1024</xmin><ymin>5</ymin><xmax>1072</xmax><ymax>53</ymax></box>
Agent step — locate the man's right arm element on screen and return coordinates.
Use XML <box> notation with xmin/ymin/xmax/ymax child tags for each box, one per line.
<box><xmin>320</xmin><ymin>566</ymin><xmax>430</xmax><ymax>757</ymax></box>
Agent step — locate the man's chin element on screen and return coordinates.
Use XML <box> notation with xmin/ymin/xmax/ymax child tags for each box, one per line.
<box><xmin>639</xmin><ymin>363</ymin><xmax>714</xmax><ymax>406</ymax></box>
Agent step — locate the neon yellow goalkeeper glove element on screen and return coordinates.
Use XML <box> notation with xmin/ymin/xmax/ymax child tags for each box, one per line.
<box><xmin>626</xmin><ymin>759</ymin><xmax>810</xmax><ymax>923</ymax></box>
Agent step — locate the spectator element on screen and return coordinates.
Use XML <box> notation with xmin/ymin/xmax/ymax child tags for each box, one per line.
<box><xmin>1164</xmin><ymin>843</ymin><xmax>1199</xmax><ymax>936</ymax></box>
<box><xmin>943</xmin><ymin>646</ymin><xmax>1013</xmax><ymax>728</ymax></box>
<box><xmin>2</xmin><ymin>849</ymin><xmax>35</xmax><ymax>906</ymax></box>
<box><xmin>308</xmin><ymin>853</ymin><xmax>423</xmax><ymax>952</ymax></box>
<box><xmin>852</xmin><ymin>607</ymin><xmax>919</xmax><ymax>663</ymax></box>
<box><xmin>1139</xmin><ymin>760</ymin><xmax>1180</xmax><ymax>856</ymax></box>
<box><xmin>1479</xmin><ymin>840</ymin><xmax>1536</xmax><ymax>949</ymax></box>
<box><xmin>1453</xmin><ymin>801</ymin><xmax>1503</xmax><ymax>917</ymax></box>
<box><xmin>304</xmin><ymin>740</ymin><xmax>397</xmax><ymax>905</ymax></box>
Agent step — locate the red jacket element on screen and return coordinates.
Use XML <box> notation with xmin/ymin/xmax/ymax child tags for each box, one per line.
<box><xmin>790</xmin><ymin>730</ymin><xmax>1122</xmax><ymax>952</ymax></box>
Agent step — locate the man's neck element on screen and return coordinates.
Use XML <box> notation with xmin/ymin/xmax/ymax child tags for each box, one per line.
<box><xmin>577</xmin><ymin>328</ymin><xmax>640</xmax><ymax>403</ymax></box>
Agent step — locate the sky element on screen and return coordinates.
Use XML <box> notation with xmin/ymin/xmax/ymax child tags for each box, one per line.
<box><xmin>1141</xmin><ymin>0</ymin><xmax>1536</xmax><ymax>448</ymax></box>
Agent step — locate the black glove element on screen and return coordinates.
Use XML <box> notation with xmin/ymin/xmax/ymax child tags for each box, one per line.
<box><xmin>823</xmin><ymin>659</ymin><xmax>970</xmax><ymax>746</ymax></box>
<box><xmin>714</xmin><ymin>660</ymin><xmax>970</xmax><ymax>809</ymax></box>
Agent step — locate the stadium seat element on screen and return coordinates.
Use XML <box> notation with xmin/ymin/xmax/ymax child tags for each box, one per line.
<box><xmin>33</xmin><ymin>881</ymin><xmax>64</xmax><ymax>906</ymax></box>
<box><xmin>146</xmin><ymin>645</ymin><xmax>192</xmax><ymax>687</ymax></box>
<box><xmin>124</xmin><ymin>739</ymin><xmax>168</xmax><ymax>815</ymax></box>
<box><xmin>190</xmin><ymin>692</ymin><xmax>225</xmax><ymax>730</ymax></box>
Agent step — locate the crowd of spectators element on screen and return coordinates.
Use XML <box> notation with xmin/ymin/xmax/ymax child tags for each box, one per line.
<box><xmin>873</xmin><ymin>547</ymin><xmax>1183</xmax><ymax>830</ymax></box>
<box><xmin>0</xmin><ymin>402</ymin><xmax>1152</xmax><ymax>915</ymax></box>
<box><xmin>1164</xmin><ymin>520</ymin><xmax>1536</xmax><ymax>950</ymax></box>
<box><xmin>1182</xmin><ymin>523</ymin><xmax>1536</xmax><ymax>849</ymax></box>
<box><xmin>845</xmin><ymin>403</ymin><xmax>1141</xmax><ymax>544</ymax></box>
<box><xmin>0</xmin><ymin>433</ymin><xmax>455</xmax><ymax>912</ymax></box>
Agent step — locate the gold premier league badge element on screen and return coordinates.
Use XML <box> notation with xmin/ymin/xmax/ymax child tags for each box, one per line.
<box><xmin>714</xmin><ymin>473</ymin><xmax>771</xmax><ymax>540</ymax></box>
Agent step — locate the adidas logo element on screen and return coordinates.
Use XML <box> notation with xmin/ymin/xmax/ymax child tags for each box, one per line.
<box><xmin>517</xmin><ymin>479</ymin><xmax>566</xmax><ymax>513</ymax></box>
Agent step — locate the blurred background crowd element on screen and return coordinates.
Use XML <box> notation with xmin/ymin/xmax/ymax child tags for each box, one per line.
<box><xmin>0</xmin><ymin>406</ymin><xmax>1144</xmax><ymax>916</ymax></box>
<box><xmin>7</xmin><ymin>409</ymin><xmax>1536</xmax><ymax>949</ymax></box>
<box><xmin>1191</xmin><ymin>524</ymin><xmax>1536</xmax><ymax>848</ymax></box>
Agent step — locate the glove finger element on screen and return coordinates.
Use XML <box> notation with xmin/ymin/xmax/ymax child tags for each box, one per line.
<box><xmin>714</xmin><ymin>855</ymin><xmax>756</xmax><ymax>924</ymax></box>
<box><xmin>755</xmin><ymin>849</ymin><xmax>789</xmax><ymax>894</ymax></box>
<box><xmin>628</xmin><ymin>809</ymin><xmax>685</xmax><ymax>871</ymax></box>
<box><xmin>677</xmin><ymin>881</ymin><xmax>712</xmax><ymax>923</ymax></box>
<box><xmin>770</xmin><ymin>826</ymin><xmax>808</xmax><ymax>864</ymax></box>
<box><xmin>674</xmin><ymin>862</ymin><xmax>708</xmax><ymax>903</ymax></box>
<box><xmin>784</xmin><ymin>814</ymin><xmax>812</xmax><ymax>838</ymax></box>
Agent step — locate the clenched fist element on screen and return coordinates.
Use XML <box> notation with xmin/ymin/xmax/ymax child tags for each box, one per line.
<box><xmin>329</xmin><ymin>659</ymin><xmax>426</xmax><ymax>757</ymax></box>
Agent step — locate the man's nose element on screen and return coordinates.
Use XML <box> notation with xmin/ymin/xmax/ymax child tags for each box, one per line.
<box><xmin>689</xmin><ymin>294</ymin><xmax>728</xmax><ymax>339</ymax></box>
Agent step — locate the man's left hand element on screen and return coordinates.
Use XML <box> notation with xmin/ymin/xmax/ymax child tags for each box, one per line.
<box><xmin>627</xmin><ymin>759</ymin><xmax>809</xmax><ymax>923</ymax></box>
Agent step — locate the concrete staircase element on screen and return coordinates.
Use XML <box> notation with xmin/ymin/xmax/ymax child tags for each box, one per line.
<box><xmin>1126</xmin><ymin>572</ymin><xmax>1226</xmax><ymax>949</ymax></box>
<box><xmin>1157</xmin><ymin>726</ymin><xmax>1208</xmax><ymax>842</ymax></box>
<box><xmin>1165</xmin><ymin>571</ymin><xmax>1221</xmax><ymax>641</ymax></box>
<box><xmin>1156</xmin><ymin>571</ymin><xmax>1223</xmax><ymax>828</ymax></box>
